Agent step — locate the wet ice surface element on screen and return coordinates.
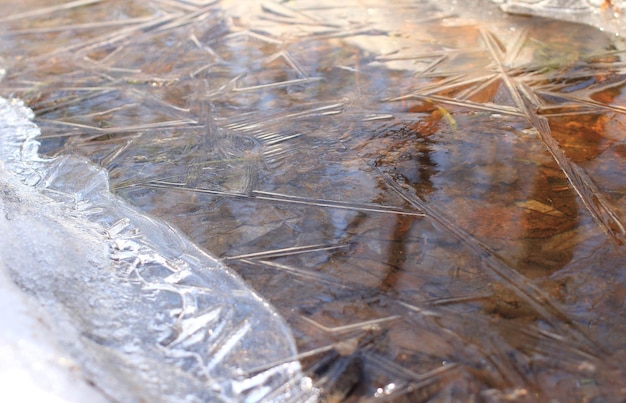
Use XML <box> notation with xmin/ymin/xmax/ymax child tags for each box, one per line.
<box><xmin>495</xmin><ymin>0</ymin><xmax>626</xmax><ymax>37</ymax></box>
<box><xmin>0</xmin><ymin>97</ymin><xmax>316</xmax><ymax>402</ymax></box>
<box><xmin>1</xmin><ymin>0</ymin><xmax>626</xmax><ymax>401</ymax></box>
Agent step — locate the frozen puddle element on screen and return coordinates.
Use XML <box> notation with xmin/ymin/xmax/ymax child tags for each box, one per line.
<box><xmin>1</xmin><ymin>0</ymin><xmax>626</xmax><ymax>401</ymax></box>
<box><xmin>0</xmin><ymin>97</ymin><xmax>317</xmax><ymax>402</ymax></box>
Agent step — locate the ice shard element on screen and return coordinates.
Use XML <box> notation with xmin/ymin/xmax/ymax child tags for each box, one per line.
<box><xmin>0</xmin><ymin>96</ymin><xmax>318</xmax><ymax>402</ymax></box>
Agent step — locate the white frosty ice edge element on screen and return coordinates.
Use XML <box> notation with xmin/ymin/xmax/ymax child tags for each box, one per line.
<box><xmin>494</xmin><ymin>0</ymin><xmax>626</xmax><ymax>37</ymax></box>
<box><xmin>0</xmin><ymin>223</ymin><xmax>110</xmax><ymax>403</ymax></box>
<box><xmin>0</xmin><ymin>96</ymin><xmax>318</xmax><ymax>403</ymax></box>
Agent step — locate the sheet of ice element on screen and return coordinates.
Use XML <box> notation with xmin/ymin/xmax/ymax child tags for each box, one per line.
<box><xmin>0</xmin><ymin>227</ymin><xmax>109</xmax><ymax>403</ymax></box>
<box><xmin>494</xmin><ymin>0</ymin><xmax>626</xmax><ymax>36</ymax></box>
<box><xmin>0</xmin><ymin>96</ymin><xmax>318</xmax><ymax>402</ymax></box>
<box><xmin>0</xmin><ymin>0</ymin><xmax>625</xmax><ymax>401</ymax></box>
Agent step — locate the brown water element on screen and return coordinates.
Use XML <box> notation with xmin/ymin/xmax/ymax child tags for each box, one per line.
<box><xmin>1</xmin><ymin>0</ymin><xmax>625</xmax><ymax>401</ymax></box>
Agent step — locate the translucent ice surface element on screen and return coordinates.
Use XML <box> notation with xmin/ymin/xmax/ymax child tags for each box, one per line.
<box><xmin>1</xmin><ymin>0</ymin><xmax>626</xmax><ymax>401</ymax></box>
<box><xmin>0</xmin><ymin>97</ymin><xmax>317</xmax><ymax>402</ymax></box>
<box><xmin>495</xmin><ymin>0</ymin><xmax>626</xmax><ymax>37</ymax></box>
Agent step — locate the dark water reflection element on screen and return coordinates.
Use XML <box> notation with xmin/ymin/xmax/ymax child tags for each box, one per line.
<box><xmin>1</xmin><ymin>0</ymin><xmax>626</xmax><ymax>401</ymax></box>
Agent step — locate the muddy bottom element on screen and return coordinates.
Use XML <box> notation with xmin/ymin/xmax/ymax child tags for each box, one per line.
<box><xmin>1</xmin><ymin>0</ymin><xmax>625</xmax><ymax>401</ymax></box>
